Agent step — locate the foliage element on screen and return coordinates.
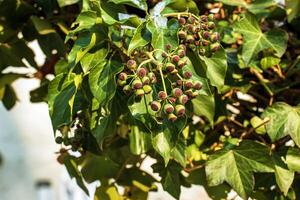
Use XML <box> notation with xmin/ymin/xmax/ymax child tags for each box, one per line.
<box><xmin>1</xmin><ymin>0</ymin><xmax>300</xmax><ymax>199</ymax></box>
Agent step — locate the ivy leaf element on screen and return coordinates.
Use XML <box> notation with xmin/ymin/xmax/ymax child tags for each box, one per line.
<box><xmin>286</xmin><ymin>147</ymin><xmax>300</xmax><ymax>172</ymax></box>
<box><xmin>129</xmin><ymin>125</ymin><xmax>151</xmax><ymax>155</ymax></box>
<box><xmin>206</xmin><ymin>140</ymin><xmax>274</xmax><ymax>198</ymax></box>
<box><xmin>57</xmin><ymin>0</ymin><xmax>80</xmax><ymax>7</ymax></box>
<box><xmin>89</xmin><ymin>60</ymin><xmax>123</xmax><ymax>106</ymax></box>
<box><xmin>80</xmin><ymin>47</ymin><xmax>108</xmax><ymax>73</ymax></box>
<box><xmin>233</xmin><ymin>13</ymin><xmax>288</xmax><ymax>65</ymax></box>
<box><xmin>200</xmin><ymin>48</ymin><xmax>228</xmax><ymax>91</ymax></box>
<box><xmin>94</xmin><ymin>184</ymin><xmax>123</xmax><ymax>200</ymax></box>
<box><xmin>128</xmin><ymin>22</ymin><xmax>151</xmax><ymax>55</ymax></box>
<box><xmin>161</xmin><ymin>164</ymin><xmax>181</xmax><ymax>199</ymax></box>
<box><xmin>262</xmin><ymin>102</ymin><xmax>300</xmax><ymax>147</ymax></box>
<box><xmin>152</xmin><ymin>119</ymin><xmax>186</xmax><ymax>165</ymax></box>
<box><xmin>31</xmin><ymin>16</ymin><xmax>55</xmax><ymax>35</ymax></box>
<box><xmin>109</xmin><ymin>0</ymin><xmax>148</xmax><ymax>11</ymax></box>
<box><xmin>272</xmin><ymin>152</ymin><xmax>294</xmax><ymax>196</ymax></box>
<box><xmin>64</xmin><ymin>155</ymin><xmax>89</xmax><ymax>195</ymax></box>
<box><xmin>146</xmin><ymin>19</ymin><xmax>178</xmax><ymax>51</ymax></box>
<box><xmin>286</xmin><ymin>0</ymin><xmax>300</xmax><ymax>22</ymax></box>
<box><xmin>68</xmin><ymin>11</ymin><xmax>97</xmax><ymax>38</ymax></box>
<box><xmin>192</xmin><ymin>94</ymin><xmax>215</xmax><ymax>125</ymax></box>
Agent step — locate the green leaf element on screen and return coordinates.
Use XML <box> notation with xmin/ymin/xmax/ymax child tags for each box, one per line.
<box><xmin>57</xmin><ymin>0</ymin><xmax>80</xmax><ymax>7</ymax></box>
<box><xmin>31</xmin><ymin>16</ymin><xmax>55</xmax><ymax>35</ymax></box>
<box><xmin>250</xmin><ymin>116</ymin><xmax>266</xmax><ymax>134</ymax></box>
<box><xmin>89</xmin><ymin>60</ymin><xmax>123</xmax><ymax>106</ymax></box>
<box><xmin>128</xmin><ymin>22</ymin><xmax>151</xmax><ymax>55</ymax></box>
<box><xmin>262</xmin><ymin>102</ymin><xmax>300</xmax><ymax>147</ymax></box>
<box><xmin>206</xmin><ymin>140</ymin><xmax>274</xmax><ymax>198</ymax></box>
<box><xmin>68</xmin><ymin>11</ymin><xmax>97</xmax><ymax>37</ymax></box>
<box><xmin>161</xmin><ymin>166</ymin><xmax>181</xmax><ymax>199</ymax></box>
<box><xmin>260</xmin><ymin>56</ymin><xmax>281</xmax><ymax>70</ymax></box>
<box><xmin>129</xmin><ymin>125</ymin><xmax>151</xmax><ymax>155</ymax></box>
<box><xmin>286</xmin><ymin>147</ymin><xmax>300</xmax><ymax>172</ymax></box>
<box><xmin>192</xmin><ymin>94</ymin><xmax>215</xmax><ymax>125</ymax></box>
<box><xmin>64</xmin><ymin>155</ymin><xmax>89</xmax><ymax>195</ymax></box>
<box><xmin>94</xmin><ymin>184</ymin><xmax>123</xmax><ymax>200</ymax></box>
<box><xmin>2</xmin><ymin>85</ymin><xmax>17</xmax><ymax>110</ymax></box>
<box><xmin>272</xmin><ymin>152</ymin><xmax>294</xmax><ymax>195</ymax></box>
<box><xmin>80</xmin><ymin>154</ymin><xmax>120</xmax><ymax>183</ymax></box>
<box><xmin>109</xmin><ymin>0</ymin><xmax>147</xmax><ymax>11</ymax></box>
<box><xmin>151</xmin><ymin>119</ymin><xmax>186</xmax><ymax>165</ymax></box>
<box><xmin>147</xmin><ymin>19</ymin><xmax>178</xmax><ymax>51</ymax></box>
<box><xmin>286</xmin><ymin>0</ymin><xmax>300</xmax><ymax>22</ymax></box>
<box><xmin>80</xmin><ymin>48</ymin><xmax>108</xmax><ymax>73</ymax></box>
<box><xmin>200</xmin><ymin>48</ymin><xmax>228</xmax><ymax>90</ymax></box>
<box><xmin>233</xmin><ymin>13</ymin><xmax>288</xmax><ymax>65</ymax></box>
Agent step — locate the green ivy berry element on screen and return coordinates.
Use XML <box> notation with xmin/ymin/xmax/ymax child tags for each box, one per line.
<box><xmin>172</xmin><ymin>55</ymin><xmax>180</xmax><ymax>63</ymax></box>
<box><xmin>178</xmin><ymin>49</ymin><xmax>185</xmax><ymax>57</ymax></box>
<box><xmin>142</xmin><ymin>76</ymin><xmax>150</xmax><ymax>85</ymax></box>
<box><xmin>168</xmin><ymin>113</ymin><xmax>177</xmax><ymax>122</ymax></box>
<box><xmin>183</xmin><ymin>71</ymin><xmax>193</xmax><ymax>79</ymax></box>
<box><xmin>179</xmin><ymin>95</ymin><xmax>189</xmax><ymax>105</ymax></box>
<box><xmin>175</xmin><ymin>104</ymin><xmax>186</xmax><ymax>116</ymax></box>
<box><xmin>169</xmin><ymin>97</ymin><xmax>177</xmax><ymax>103</ymax></box>
<box><xmin>210</xmin><ymin>43</ymin><xmax>220</xmax><ymax>52</ymax></box>
<box><xmin>137</xmin><ymin>67</ymin><xmax>147</xmax><ymax>78</ymax></box>
<box><xmin>127</xmin><ymin>60</ymin><xmax>136</xmax><ymax>70</ymax></box>
<box><xmin>178</xmin><ymin>30</ymin><xmax>187</xmax><ymax>39</ymax></box>
<box><xmin>193</xmin><ymin>81</ymin><xmax>202</xmax><ymax>90</ymax></box>
<box><xmin>179</xmin><ymin>17</ymin><xmax>186</xmax><ymax>25</ymax></box>
<box><xmin>143</xmin><ymin>85</ymin><xmax>152</xmax><ymax>94</ymax></box>
<box><xmin>178</xmin><ymin>59</ymin><xmax>187</xmax><ymax>68</ymax></box>
<box><xmin>166</xmin><ymin>62</ymin><xmax>176</xmax><ymax>73</ymax></box>
<box><xmin>158</xmin><ymin>91</ymin><xmax>167</xmax><ymax>100</ymax></box>
<box><xmin>184</xmin><ymin>80</ymin><xmax>194</xmax><ymax>89</ymax></box>
<box><xmin>135</xmin><ymin>89</ymin><xmax>145</xmax><ymax>97</ymax></box>
<box><xmin>151</xmin><ymin>101</ymin><xmax>161</xmax><ymax>111</ymax></box>
<box><xmin>186</xmin><ymin>35</ymin><xmax>195</xmax><ymax>43</ymax></box>
<box><xmin>172</xmin><ymin>88</ymin><xmax>183</xmax><ymax>98</ymax></box>
<box><xmin>123</xmin><ymin>85</ymin><xmax>132</xmax><ymax>95</ymax></box>
<box><xmin>117</xmin><ymin>79</ymin><xmax>127</xmax><ymax>87</ymax></box>
<box><xmin>200</xmin><ymin>15</ymin><xmax>208</xmax><ymax>22</ymax></box>
<box><xmin>164</xmin><ymin>103</ymin><xmax>174</xmax><ymax>114</ymax></box>
<box><xmin>208</xmin><ymin>21</ymin><xmax>215</xmax><ymax>29</ymax></box>
<box><xmin>208</xmin><ymin>13</ymin><xmax>214</xmax><ymax>21</ymax></box>
<box><xmin>132</xmin><ymin>79</ymin><xmax>143</xmax><ymax>89</ymax></box>
<box><xmin>118</xmin><ymin>72</ymin><xmax>127</xmax><ymax>81</ymax></box>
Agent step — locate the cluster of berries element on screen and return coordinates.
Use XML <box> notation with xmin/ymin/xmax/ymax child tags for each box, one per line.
<box><xmin>55</xmin><ymin>125</ymin><xmax>85</xmax><ymax>152</ymax></box>
<box><xmin>117</xmin><ymin>60</ymin><xmax>157</xmax><ymax>98</ymax></box>
<box><xmin>178</xmin><ymin>14</ymin><xmax>220</xmax><ymax>56</ymax></box>
<box><xmin>117</xmin><ymin>45</ymin><xmax>202</xmax><ymax>122</ymax></box>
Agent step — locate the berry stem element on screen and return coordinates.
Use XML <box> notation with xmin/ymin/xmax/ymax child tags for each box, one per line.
<box><xmin>138</xmin><ymin>58</ymin><xmax>152</xmax><ymax>69</ymax></box>
<box><xmin>163</xmin><ymin>12</ymin><xmax>199</xmax><ymax>20</ymax></box>
<box><xmin>159</xmin><ymin>67</ymin><xmax>167</xmax><ymax>94</ymax></box>
<box><xmin>176</xmin><ymin>73</ymin><xmax>183</xmax><ymax>80</ymax></box>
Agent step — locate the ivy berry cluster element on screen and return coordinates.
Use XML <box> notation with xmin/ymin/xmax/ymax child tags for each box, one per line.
<box><xmin>178</xmin><ymin>14</ymin><xmax>220</xmax><ymax>56</ymax></box>
<box><xmin>117</xmin><ymin>44</ymin><xmax>202</xmax><ymax>122</ymax></box>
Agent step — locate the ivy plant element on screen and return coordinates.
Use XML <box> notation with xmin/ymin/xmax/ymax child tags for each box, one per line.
<box><xmin>1</xmin><ymin>0</ymin><xmax>300</xmax><ymax>199</ymax></box>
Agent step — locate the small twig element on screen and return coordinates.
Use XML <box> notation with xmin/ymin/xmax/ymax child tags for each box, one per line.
<box><xmin>240</xmin><ymin>118</ymin><xmax>270</xmax><ymax>139</ymax></box>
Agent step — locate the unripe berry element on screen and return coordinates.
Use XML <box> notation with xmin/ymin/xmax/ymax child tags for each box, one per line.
<box><xmin>202</xmin><ymin>31</ymin><xmax>210</xmax><ymax>39</ymax></box>
<box><xmin>178</xmin><ymin>44</ymin><xmax>186</xmax><ymax>51</ymax></box>
<box><xmin>151</xmin><ymin>101</ymin><xmax>161</xmax><ymax>111</ymax></box>
<box><xmin>172</xmin><ymin>55</ymin><xmax>180</xmax><ymax>63</ymax></box>
<box><xmin>55</xmin><ymin>136</ymin><xmax>63</xmax><ymax>144</ymax></box>
<box><xmin>172</xmin><ymin>88</ymin><xmax>183</xmax><ymax>98</ymax></box>
<box><xmin>208</xmin><ymin>14</ymin><xmax>214</xmax><ymax>21</ymax></box>
<box><xmin>178</xmin><ymin>59</ymin><xmax>187</xmax><ymax>68</ymax></box>
<box><xmin>178</xmin><ymin>30</ymin><xmax>187</xmax><ymax>39</ymax></box>
<box><xmin>199</xmin><ymin>48</ymin><xmax>206</xmax><ymax>56</ymax></box>
<box><xmin>187</xmin><ymin>24</ymin><xmax>194</xmax><ymax>32</ymax></box>
<box><xmin>142</xmin><ymin>76</ymin><xmax>150</xmax><ymax>85</ymax></box>
<box><xmin>194</xmin><ymin>81</ymin><xmax>202</xmax><ymax>90</ymax></box>
<box><xmin>175</xmin><ymin>104</ymin><xmax>186</xmax><ymax>117</ymax></box>
<box><xmin>127</xmin><ymin>59</ymin><xmax>136</xmax><ymax>70</ymax></box>
<box><xmin>184</xmin><ymin>80</ymin><xmax>194</xmax><ymax>89</ymax></box>
<box><xmin>210</xmin><ymin>33</ymin><xmax>219</xmax><ymax>42</ymax></box>
<box><xmin>179</xmin><ymin>95</ymin><xmax>189</xmax><ymax>105</ymax></box>
<box><xmin>166</xmin><ymin>44</ymin><xmax>172</xmax><ymax>50</ymax></box>
<box><xmin>169</xmin><ymin>97</ymin><xmax>177</xmax><ymax>103</ymax></box>
<box><xmin>143</xmin><ymin>85</ymin><xmax>152</xmax><ymax>94</ymax></box>
<box><xmin>188</xmin><ymin>16</ymin><xmax>196</xmax><ymax>24</ymax></box>
<box><xmin>166</xmin><ymin>62</ymin><xmax>176</xmax><ymax>73</ymax></box>
<box><xmin>176</xmin><ymin>79</ymin><xmax>183</xmax><ymax>86</ymax></box>
<box><xmin>186</xmin><ymin>35</ymin><xmax>195</xmax><ymax>43</ymax></box>
<box><xmin>210</xmin><ymin>43</ymin><xmax>220</xmax><ymax>52</ymax></box>
<box><xmin>208</xmin><ymin>21</ymin><xmax>215</xmax><ymax>29</ymax></box>
<box><xmin>185</xmin><ymin>89</ymin><xmax>193</xmax><ymax>97</ymax></box>
<box><xmin>202</xmin><ymin>40</ymin><xmax>210</xmax><ymax>46</ymax></box>
<box><xmin>200</xmin><ymin>15</ymin><xmax>208</xmax><ymax>22</ymax></box>
<box><xmin>132</xmin><ymin>79</ymin><xmax>143</xmax><ymax>89</ymax></box>
<box><xmin>192</xmin><ymin>91</ymin><xmax>199</xmax><ymax>98</ymax></box>
<box><xmin>183</xmin><ymin>71</ymin><xmax>193</xmax><ymax>79</ymax></box>
<box><xmin>118</xmin><ymin>72</ymin><xmax>127</xmax><ymax>81</ymax></box>
<box><xmin>123</xmin><ymin>85</ymin><xmax>132</xmax><ymax>95</ymax></box>
<box><xmin>178</xmin><ymin>17</ymin><xmax>186</xmax><ymax>25</ymax></box>
<box><xmin>158</xmin><ymin>91</ymin><xmax>167</xmax><ymax>100</ymax></box>
<box><xmin>194</xmin><ymin>41</ymin><xmax>200</xmax><ymax>46</ymax></box>
<box><xmin>162</xmin><ymin>51</ymin><xmax>168</xmax><ymax>57</ymax></box>
<box><xmin>192</xmin><ymin>26</ymin><xmax>200</xmax><ymax>33</ymax></box>
<box><xmin>135</xmin><ymin>89</ymin><xmax>145</xmax><ymax>97</ymax></box>
<box><xmin>168</xmin><ymin>113</ymin><xmax>177</xmax><ymax>122</ymax></box>
<box><xmin>178</xmin><ymin>49</ymin><xmax>185</xmax><ymax>57</ymax></box>
<box><xmin>117</xmin><ymin>79</ymin><xmax>127</xmax><ymax>87</ymax></box>
<box><xmin>164</xmin><ymin>103</ymin><xmax>174</xmax><ymax>114</ymax></box>
<box><xmin>137</xmin><ymin>67</ymin><xmax>147</xmax><ymax>78</ymax></box>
